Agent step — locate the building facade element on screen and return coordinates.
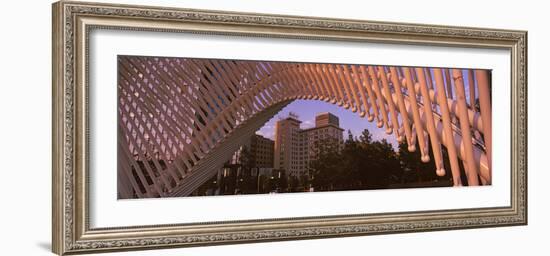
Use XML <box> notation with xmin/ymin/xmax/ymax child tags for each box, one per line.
<box><xmin>301</xmin><ymin>112</ymin><xmax>344</xmax><ymax>174</ymax></box>
<box><xmin>273</xmin><ymin>113</ymin><xmax>303</xmax><ymax>174</ymax></box>
<box><xmin>249</xmin><ymin>134</ymin><xmax>275</xmax><ymax>168</ymax></box>
<box><xmin>195</xmin><ymin>134</ymin><xmax>275</xmax><ymax>196</ymax></box>
<box><xmin>274</xmin><ymin>112</ymin><xmax>344</xmax><ymax>177</ymax></box>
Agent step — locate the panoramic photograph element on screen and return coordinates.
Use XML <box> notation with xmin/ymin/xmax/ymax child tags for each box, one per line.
<box><xmin>117</xmin><ymin>56</ymin><xmax>492</xmax><ymax>199</ymax></box>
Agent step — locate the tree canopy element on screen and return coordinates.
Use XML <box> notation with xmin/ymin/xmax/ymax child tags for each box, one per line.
<box><xmin>310</xmin><ymin>128</ymin><xmax>401</xmax><ymax>190</ymax></box>
<box><xmin>310</xmin><ymin>128</ymin><xmax>453</xmax><ymax>191</ymax></box>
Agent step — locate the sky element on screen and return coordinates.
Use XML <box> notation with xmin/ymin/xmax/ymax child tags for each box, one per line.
<box><xmin>254</xmin><ymin>99</ymin><xmax>400</xmax><ymax>150</ymax></box>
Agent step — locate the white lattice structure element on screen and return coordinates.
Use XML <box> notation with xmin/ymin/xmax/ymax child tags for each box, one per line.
<box><xmin>117</xmin><ymin>56</ymin><xmax>492</xmax><ymax>199</ymax></box>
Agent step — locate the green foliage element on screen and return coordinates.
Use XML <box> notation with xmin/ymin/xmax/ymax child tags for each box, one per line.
<box><xmin>310</xmin><ymin>128</ymin><xmax>402</xmax><ymax>191</ymax></box>
<box><xmin>238</xmin><ymin>146</ymin><xmax>253</xmax><ymax>173</ymax></box>
<box><xmin>397</xmin><ymin>139</ymin><xmax>454</xmax><ymax>185</ymax></box>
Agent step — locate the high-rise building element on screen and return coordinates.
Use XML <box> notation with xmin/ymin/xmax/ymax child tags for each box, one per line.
<box><xmin>274</xmin><ymin>112</ymin><xmax>344</xmax><ymax>177</ymax></box>
<box><xmin>315</xmin><ymin>112</ymin><xmax>340</xmax><ymax>127</ymax></box>
<box><xmin>226</xmin><ymin>134</ymin><xmax>274</xmax><ymax>170</ymax></box>
<box><xmin>198</xmin><ymin>134</ymin><xmax>274</xmax><ymax>195</ymax></box>
<box><xmin>301</xmin><ymin>113</ymin><xmax>344</xmax><ymax>173</ymax></box>
<box><xmin>250</xmin><ymin>134</ymin><xmax>275</xmax><ymax>168</ymax></box>
<box><xmin>273</xmin><ymin>113</ymin><xmax>302</xmax><ymax>174</ymax></box>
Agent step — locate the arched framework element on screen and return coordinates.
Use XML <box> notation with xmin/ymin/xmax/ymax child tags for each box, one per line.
<box><xmin>117</xmin><ymin>56</ymin><xmax>492</xmax><ymax>198</ymax></box>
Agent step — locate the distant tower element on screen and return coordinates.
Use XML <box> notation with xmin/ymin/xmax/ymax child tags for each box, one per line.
<box><xmin>302</xmin><ymin>112</ymin><xmax>344</xmax><ymax>173</ymax></box>
<box><xmin>273</xmin><ymin>112</ymin><xmax>344</xmax><ymax>177</ymax></box>
<box><xmin>315</xmin><ymin>112</ymin><xmax>340</xmax><ymax>127</ymax></box>
<box><xmin>273</xmin><ymin>115</ymin><xmax>302</xmax><ymax>175</ymax></box>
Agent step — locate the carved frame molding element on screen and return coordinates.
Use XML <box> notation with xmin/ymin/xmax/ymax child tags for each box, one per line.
<box><xmin>52</xmin><ymin>1</ymin><xmax>527</xmax><ymax>254</ymax></box>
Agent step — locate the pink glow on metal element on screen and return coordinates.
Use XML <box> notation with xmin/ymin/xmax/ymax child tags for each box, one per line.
<box><xmin>117</xmin><ymin>56</ymin><xmax>492</xmax><ymax>198</ymax></box>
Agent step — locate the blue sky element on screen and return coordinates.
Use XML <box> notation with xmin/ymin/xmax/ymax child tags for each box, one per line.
<box><xmin>255</xmin><ymin>99</ymin><xmax>400</xmax><ymax>150</ymax></box>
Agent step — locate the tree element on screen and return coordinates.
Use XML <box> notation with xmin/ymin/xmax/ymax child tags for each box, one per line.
<box><xmin>236</xmin><ymin>146</ymin><xmax>257</xmax><ymax>193</ymax></box>
<box><xmin>309</xmin><ymin>128</ymin><xmax>402</xmax><ymax>191</ymax></box>
<box><xmin>309</xmin><ymin>138</ymin><xmax>343</xmax><ymax>190</ymax></box>
<box><xmin>355</xmin><ymin>136</ymin><xmax>401</xmax><ymax>189</ymax></box>
<box><xmin>359</xmin><ymin>129</ymin><xmax>372</xmax><ymax>145</ymax></box>
<box><xmin>397</xmin><ymin>139</ymin><xmax>453</xmax><ymax>186</ymax></box>
<box><xmin>238</xmin><ymin>146</ymin><xmax>253</xmax><ymax>174</ymax></box>
<box><xmin>288</xmin><ymin>175</ymin><xmax>300</xmax><ymax>192</ymax></box>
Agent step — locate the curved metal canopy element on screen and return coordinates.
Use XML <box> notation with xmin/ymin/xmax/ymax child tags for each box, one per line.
<box><xmin>117</xmin><ymin>56</ymin><xmax>492</xmax><ymax>198</ymax></box>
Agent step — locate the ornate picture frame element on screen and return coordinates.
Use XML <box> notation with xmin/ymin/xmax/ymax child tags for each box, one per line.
<box><xmin>52</xmin><ymin>1</ymin><xmax>527</xmax><ymax>255</ymax></box>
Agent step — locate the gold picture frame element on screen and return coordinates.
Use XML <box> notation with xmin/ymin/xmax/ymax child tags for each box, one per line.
<box><xmin>52</xmin><ymin>1</ymin><xmax>527</xmax><ymax>255</ymax></box>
